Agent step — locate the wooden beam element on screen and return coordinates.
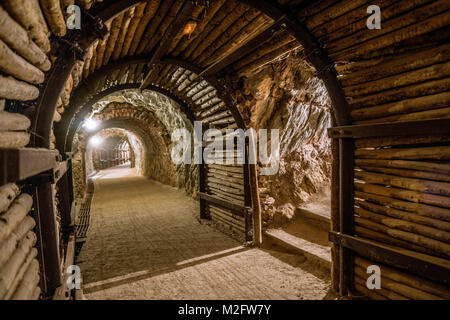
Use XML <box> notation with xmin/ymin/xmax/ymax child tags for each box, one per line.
<box><xmin>328</xmin><ymin>118</ymin><xmax>450</xmax><ymax>139</ymax></box>
<box><xmin>0</xmin><ymin>148</ymin><xmax>58</xmax><ymax>185</ymax></box>
<box><xmin>237</xmin><ymin>0</ymin><xmax>351</xmax><ymax>126</ymax></box>
<box><xmin>33</xmin><ymin>182</ymin><xmax>62</xmax><ymax>297</ymax></box>
<box><xmin>199</xmin><ymin>192</ymin><xmax>247</xmax><ymax>217</ymax></box>
<box><xmin>329</xmin><ymin>231</ymin><xmax>450</xmax><ymax>285</ymax></box>
<box><xmin>339</xmin><ymin>138</ymin><xmax>354</xmax><ymax>296</ymax></box>
<box><xmin>200</xmin><ymin>17</ymin><xmax>288</xmax><ymax>77</ymax></box>
<box><xmin>54</xmin><ymin>161</ymin><xmax>68</xmax><ymax>184</ymax></box>
<box><xmin>53</xmin><ymin>232</ymin><xmax>76</xmax><ymax>300</ymax></box>
<box><xmin>140</xmin><ymin>2</ymin><xmax>197</xmax><ymax>90</ymax></box>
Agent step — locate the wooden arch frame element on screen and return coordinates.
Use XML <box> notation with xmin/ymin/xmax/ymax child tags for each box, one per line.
<box><xmin>33</xmin><ymin>0</ymin><xmax>352</xmax><ymax>150</ymax></box>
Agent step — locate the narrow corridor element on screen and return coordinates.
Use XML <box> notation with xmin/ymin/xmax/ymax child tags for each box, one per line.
<box><xmin>77</xmin><ymin>167</ymin><xmax>333</xmax><ymax>300</ymax></box>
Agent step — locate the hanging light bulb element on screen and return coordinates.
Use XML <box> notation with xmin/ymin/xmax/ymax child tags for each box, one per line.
<box><xmin>183</xmin><ymin>20</ymin><xmax>197</xmax><ymax>36</ymax></box>
<box><xmin>83</xmin><ymin>118</ymin><xmax>99</xmax><ymax>131</ymax></box>
<box><xmin>89</xmin><ymin>136</ymin><xmax>102</xmax><ymax>147</ymax></box>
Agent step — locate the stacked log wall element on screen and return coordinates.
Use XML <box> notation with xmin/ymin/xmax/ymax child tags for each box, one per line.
<box><xmin>0</xmin><ymin>184</ymin><xmax>40</xmax><ymax>300</ymax></box>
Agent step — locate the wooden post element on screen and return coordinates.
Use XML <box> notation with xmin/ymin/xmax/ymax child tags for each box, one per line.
<box><xmin>199</xmin><ymin>123</ymin><xmax>208</xmax><ymax>220</ymax></box>
<box><xmin>32</xmin><ymin>182</ymin><xmax>62</xmax><ymax>297</ymax></box>
<box><xmin>57</xmin><ymin>172</ymin><xmax>73</xmax><ymax>233</ymax></box>
<box><xmin>331</xmin><ymin>133</ymin><xmax>340</xmax><ymax>293</ymax></box>
<box><xmin>244</xmin><ymin>137</ymin><xmax>252</xmax><ymax>242</ymax></box>
<box><xmin>339</xmin><ymin>138</ymin><xmax>355</xmax><ymax>296</ymax></box>
<box><xmin>248</xmin><ymin>133</ymin><xmax>262</xmax><ymax>246</ymax></box>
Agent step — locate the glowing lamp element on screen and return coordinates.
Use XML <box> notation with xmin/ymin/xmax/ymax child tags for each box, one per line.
<box><xmin>83</xmin><ymin>118</ymin><xmax>99</xmax><ymax>131</ymax></box>
<box><xmin>89</xmin><ymin>136</ymin><xmax>102</xmax><ymax>147</ymax></box>
<box><xmin>183</xmin><ymin>20</ymin><xmax>197</xmax><ymax>35</ymax></box>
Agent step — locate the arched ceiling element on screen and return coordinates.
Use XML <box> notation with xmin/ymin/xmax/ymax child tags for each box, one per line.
<box><xmin>1</xmin><ymin>0</ymin><xmax>448</xmax><ymax>149</ymax></box>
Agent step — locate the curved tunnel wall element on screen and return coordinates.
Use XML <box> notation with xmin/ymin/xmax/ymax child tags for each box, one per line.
<box><xmin>0</xmin><ymin>0</ymin><xmax>448</xmax><ymax>299</ymax></box>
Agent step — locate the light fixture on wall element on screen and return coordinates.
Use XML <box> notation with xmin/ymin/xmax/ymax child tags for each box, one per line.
<box><xmin>83</xmin><ymin>118</ymin><xmax>99</xmax><ymax>131</ymax></box>
<box><xmin>89</xmin><ymin>136</ymin><xmax>103</xmax><ymax>147</ymax></box>
<box><xmin>183</xmin><ymin>20</ymin><xmax>197</xmax><ymax>36</ymax></box>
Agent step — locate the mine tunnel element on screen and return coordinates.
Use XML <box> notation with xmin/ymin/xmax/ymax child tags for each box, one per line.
<box><xmin>0</xmin><ymin>0</ymin><xmax>449</xmax><ymax>301</ymax></box>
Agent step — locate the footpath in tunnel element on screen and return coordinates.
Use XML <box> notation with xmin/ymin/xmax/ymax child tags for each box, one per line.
<box><xmin>76</xmin><ymin>166</ymin><xmax>334</xmax><ymax>300</ymax></box>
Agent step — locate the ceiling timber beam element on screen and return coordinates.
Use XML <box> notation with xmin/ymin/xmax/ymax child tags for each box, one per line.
<box><xmin>140</xmin><ymin>1</ymin><xmax>198</xmax><ymax>90</ymax></box>
<box><xmin>199</xmin><ymin>16</ymin><xmax>288</xmax><ymax>78</ymax></box>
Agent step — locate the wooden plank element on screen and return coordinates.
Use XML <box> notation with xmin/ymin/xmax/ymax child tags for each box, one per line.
<box><xmin>328</xmin><ymin>118</ymin><xmax>450</xmax><ymax>139</ymax></box>
<box><xmin>0</xmin><ymin>148</ymin><xmax>58</xmax><ymax>185</ymax></box>
<box><xmin>140</xmin><ymin>1</ymin><xmax>196</xmax><ymax>89</ymax></box>
<box><xmin>54</xmin><ymin>161</ymin><xmax>68</xmax><ymax>184</ymax></box>
<box><xmin>339</xmin><ymin>138</ymin><xmax>354</xmax><ymax>296</ymax></box>
<box><xmin>199</xmin><ymin>192</ymin><xmax>247</xmax><ymax>217</ymax></box>
<box><xmin>53</xmin><ymin>233</ymin><xmax>76</xmax><ymax>300</ymax></box>
<box><xmin>200</xmin><ymin>18</ymin><xmax>287</xmax><ymax>77</ymax></box>
<box><xmin>329</xmin><ymin>231</ymin><xmax>450</xmax><ymax>285</ymax></box>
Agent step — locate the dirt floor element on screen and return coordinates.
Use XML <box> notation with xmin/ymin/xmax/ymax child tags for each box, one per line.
<box><xmin>76</xmin><ymin>167</ymin><xmax>335</xmax><ymax>300</ymax></box>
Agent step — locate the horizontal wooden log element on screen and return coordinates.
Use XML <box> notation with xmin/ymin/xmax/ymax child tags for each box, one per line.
<box><xmin>209</xmin><ymin>207</ymin><xmax>246</xmax><ymax>233</ymax></box>
<box><xmin>338</xmin><ymin>37</ymin><xmax>450</xmax><ymax>87</ymax></box>
<box><xmin>0</xmin><ymin>76</ymin><xmax>39</xmax><ymax>101</ymax></box>
<box><xmin>206</xmin><ymin>187</ymin><xmax>245</xmax><ymax>205</ymax></box>
<box><xmin>0</xmin><ymin>216</ymin><xmax>35</xmax><ymax>267</ymax></box>
<box><xmin>355</xmin><ymin>256</ymin><xmax>450</xmax><ymax>299</ymax></box>
<box><xmin>344</xmin><ymin>61</ymin><xmax>450</xmax><ymax>98</ymax></box>
<box><xmin>39</xmin><ymin>0</ymin><xmax>66</xmax><ymax>37</ymax></box>
<box><xmin>388</xmin><ymin>228</ymin><xmax>450</xmax><ymax>257</ymax></box>
<box><xmin>351</xmin><ymin>92</ymin><xmax>450</xmax><ymax>121</ymax></box>
<box><xmin>2</xmin><ymin>247</ymin><xmax>37</xmax><ymax>300</ymax></box>
<box><xmin>207</xmin><ymin>172</ymin><xmax>243</xmax><ymax>184</ymax></box>
<box><xmin>354</xmin><ymin>273</ymin><xmax>408</xmax><ymax>300</ymax></box>
<box><xmin>356</xmin><ymin>206</ymin><xmax>450</xmax><ymax>244</ymax></box>
<box><xmin>354</xmin><ymin>182</ymin><xmax>450</xmax><ymax>211</ymax></box>
<box><xmin>206</xmin><ymin>176</ymin><xmax>244</xmax><ymax>191</ymax></box>
<box><xmin>10</xmin><ymin>258</ymin><xmax>40</xmax><ymax>300</ymax></box>
<box><xmin>356</xmin><ymin>266</ymin><xmax>439</xmax><ymax>300</ymax></box>
<box><xmin>209</xmin><ymin>206</ymin><xmax>245</xmax><ymax>226</ymax></box>
<box><xmin>0</xmin><ymin>6</ymin><xmax>50</xmax><ymax>71</ymax></box>
<box><xmin>331</xmin><ymin>8</ymin><xmax>450</xmax><ymax>61</ymax></box>
<box><xmin>2</xmin><ymin>0</ymin><xmax>51</xmax><ymax>53</ymax></box>
<box><xmin>208</xmin><ymin>164</ymin><xmax>243</xmax><ymax>173</ymax></box>
<box><xmin>0</xmin><ymin>131</ymin><xmax>30</xmax><ymax>149</ymax></box>
<box><xmin>330</xmin><ymin>231</ymin><xmax>450</xmax><ymax>285</ymax></box>
<box><xmin>356</xmin><ymin>107</ymin><xmax>450</xmax><ymax>125</ymax></box>
<box><xmin>354</xmin><ymin>276</ymin><xmax>388</xmax><ymax>300</ymax></box>
<box><xmin>355</xmin><ymin>146</ymin><xmax>450</xmax><ymax>160</ymax></box>
<box><xmin>355</xmin><ymin>225</ymin><xmax>431</xmax><ymax>257</ymax></box>
<box><xmin>0</xmin><ymin>111</ymin><xmax>31</xmax><ymax>131</ymax></box>
<box><xmin>210</xmin><ymin>205</ymin><xmax>246</xmax><ymax>223</ymax></box>
<box><xmin>348</xmin><ymin>77</ymin><xmax>450</xmax><ymax>109</ymax></box>
<box><xmin>0</xmin><ymin>193</ymin><xmax>33</xmax><ymax>243</ymax></box>
<box><xmin>355</xmin><ymin>171</ymin><xmax>450</xmax><ymax>196</ymax></box>
<box><xmin>0</xmin><ymin>231</ymin><xmax>36</xmax><ymax>298</ymax></box>
<box><xmin>355</xmin><ymin>198</ymin><xmax>450</xmax><ymax>232</ymax></box>
<box><xmin>354</xmin><ymin>159</ymin><xmax>450</xmax><ymax>175</ymax></box>
<box><xmin>357</xmin><ymin>166</ymin><xmax>450</xmax><ymax>183</ymax></box>
<box><xmin>354</xmin><ymin>189</ymin><xmax>450</xmax><ymax>223</ymax></box>
<box><xmin>355</xmin><ymin>135</ymin><xmax>450</xmax><ymax>149</ymax></box>
<box><xmin>0</xmin><ymin>184</ymin><xmax>20</xmax><ymax>213</ymax></box>
<box><xmin>31</xmin><ymin>285</ymin><xmax>40</xmax><ymax>300</ymax></box>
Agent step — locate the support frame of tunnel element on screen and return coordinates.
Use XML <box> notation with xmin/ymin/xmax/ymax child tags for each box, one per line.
<box><xmin>28</xmin><ymin>0</ymin><xmax>355</xmax><ymax>297</ymax></box>
<box><xmin>11</xmin><ymin>0</ymin><xmax>448</xmax><ymax>299</ymax></box>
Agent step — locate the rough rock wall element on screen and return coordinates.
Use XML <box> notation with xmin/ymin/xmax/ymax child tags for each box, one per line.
<box><xmin>99</xmin><ymin>91</ymin><xmax>199</xmax><ymax>198</ymax></box>
<box><xmin>241</xmin><ymin>52</ymin><xmax>332</xmax><ymax>227</ymax></box>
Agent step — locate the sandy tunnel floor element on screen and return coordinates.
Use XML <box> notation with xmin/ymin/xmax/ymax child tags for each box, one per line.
<box><xmin>77</xmin><ymin>167</ymin><xmax>334</xmax><ymax>300</ymax></box>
